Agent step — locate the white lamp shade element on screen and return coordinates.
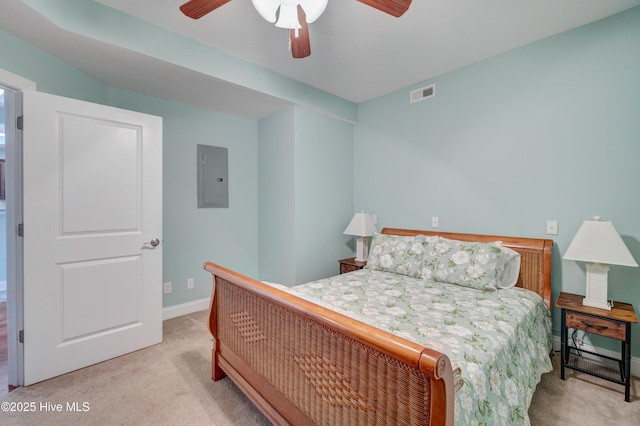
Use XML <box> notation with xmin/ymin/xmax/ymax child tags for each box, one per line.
<box><xmin>563</xmin><ymin>218</ymin><xmax>638</xmax><ymax>267</ymax></box>
<box><xmin>343</xmin><ymin>212</ymin><xmax>377</xmax><ymax>237</ymax></box>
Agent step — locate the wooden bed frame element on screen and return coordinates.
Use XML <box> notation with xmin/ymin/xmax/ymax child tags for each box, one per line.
<box><xmin>203</xmin><ymin>228</ymin><xmax>553</xmax><ymax>425</ymax></box>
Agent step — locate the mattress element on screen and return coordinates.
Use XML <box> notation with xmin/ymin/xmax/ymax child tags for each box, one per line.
<box><xmin>275</xmin><ymin>269</ymin><xmax>553</xmax><ymax>425</ymax></box>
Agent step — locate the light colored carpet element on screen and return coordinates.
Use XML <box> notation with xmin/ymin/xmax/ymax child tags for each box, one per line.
<box><xmin>0</xmin><ymin>311</ymin><xmax>270</xmax><ymax>425</ymax></box>
<box><xmin>531</xmin><ymin>353</ymin><xmax>640</xmax><ymax>426</ymax></box>
<box><xmin>1</xmin><ymin>310</ymin><xmax>638</xmax><ymax>425</ymax></box>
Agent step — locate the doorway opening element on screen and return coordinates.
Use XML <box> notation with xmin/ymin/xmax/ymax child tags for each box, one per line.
<box><xmin>1</xmin><ymin>78</ymin><xmax>24</xmax><ymax>394</ymax></box>
<box><xmin>0</xmin><ymin>86</ymin><xmax>8</xmax><ymax>395</ymax></box>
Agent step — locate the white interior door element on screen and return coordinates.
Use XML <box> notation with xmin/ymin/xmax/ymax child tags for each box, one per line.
<box><xmin>21</xmin><ymin>90</ymin><xmax>163</xmax><ymax>385</ymax></box>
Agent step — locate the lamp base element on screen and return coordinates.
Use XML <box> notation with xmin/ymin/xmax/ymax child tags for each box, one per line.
<box><xmin>354</xmin><ymin>237</ymin><xmax>369</xmax><ymax>262</ymax></box>
<box><xmin>582</xmin><ymin>298</ymin><xmax>612</xmax><ymax>310</ymax></box>
<box><xmin>582</xmin><ymin>263</ymin><xmax>611</xmax><ymax>311</ymax></box>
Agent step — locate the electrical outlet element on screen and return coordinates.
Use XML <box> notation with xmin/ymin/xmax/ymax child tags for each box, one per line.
<box><xmin>432</xmin><ymin>217</ymin><xmax>439</xmax><ymax>228</ymax></box>
<box><xmin>163</xmin><ymin>282</ymin><xmax>172</xmax><ymax>294</ymax></box>
<box><xmin>187</xmin><ymin>278</ymin><xmax>194</xmax><ymax>290</ymax></box>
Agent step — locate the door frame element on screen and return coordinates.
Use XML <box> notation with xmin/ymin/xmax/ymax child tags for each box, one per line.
<box><xmin>1</xmin><ymin>68</ymin><xmax>36</xmax><ymax>387</ymax></box>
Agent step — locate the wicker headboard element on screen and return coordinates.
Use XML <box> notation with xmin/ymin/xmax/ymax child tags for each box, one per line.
<box><xmin>380</xmin><ymin>228</ymin><xmax>553</xmax><ymax>310</ymax></box>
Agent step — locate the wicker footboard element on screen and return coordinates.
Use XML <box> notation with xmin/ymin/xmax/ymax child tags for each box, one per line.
<box><xmin>204</xmin><ymin>262</ymin><xmax>454</xmax><ymax>426</ymax></box>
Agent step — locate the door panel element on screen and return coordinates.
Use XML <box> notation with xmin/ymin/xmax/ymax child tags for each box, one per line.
<box><xmin>22</xmin><ymin>90</ymin><xmax>162</xmax><ymax>385</ymax></box>
<box><xmin>60</xmin><ymin>255</ymin><xmax>141</xmax><ymax>341</ymax></box>
<box><xmin>60</xmin><ymin>114</ymin><xmax>141</xmax><ymax>233</ymax></box>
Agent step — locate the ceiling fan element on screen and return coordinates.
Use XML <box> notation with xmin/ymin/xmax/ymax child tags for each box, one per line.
<box><xmin>179</xmin><ymin>0</ymin><xmax>412</xmax><ymax>59</ymax></box>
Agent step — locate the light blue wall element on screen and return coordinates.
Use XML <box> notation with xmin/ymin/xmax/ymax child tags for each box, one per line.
<box><xmin>1</xmin><ymin>22</ymin><xmax>355</xmax><ymax>307</ymax></box>
<box><xmin>355</xmin><ymin>7</ymin><xmax>640</xmax><ymax>355</ymax></box>
<box><xmin>107</xmin><ymin>88</ymin><xmax>259</xmax><ymax>305</ymax></box>
<box><xmin>0</xmin><ymin>29</ymin><xmax>260</xmax><ymax>308</ymax></box>
<box><xmin>259</xmin><ymin>106</ymin><xmax>354</xmax><ymax>285</ymax></box>
<box><xmin>258</xmin><ymin>108</ymin><xmax>297</xmax><ymax>285</ymax></box>
<box><xmin>3</xmin><ymin>3</ymin><xmax>640</xmax><ymax>359</ymax></box>
<box><xmin>293</xmin><ymin>108</ymin><xmax>354</xmax><ymax>283</ymax></box>
<box><xmin>0</xmin><ymin>30</ymin><xmax>107</xmax><ymax>104</ymax></box>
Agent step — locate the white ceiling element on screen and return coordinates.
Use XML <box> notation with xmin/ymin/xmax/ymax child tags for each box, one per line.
<box><xmin>1</xmin><ymin>0</ymin><xmax>639</xmax><ymax>119</ymax></box>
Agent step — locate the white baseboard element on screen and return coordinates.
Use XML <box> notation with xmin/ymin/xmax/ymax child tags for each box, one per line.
<box><xmin>162</xmin><ymin>297</ymin><xmax>210</xmax><ymax>321</ymax></box>
<box><xmin>553</xmin><ymin>336</ymin><xmax>640</xmax><ymax>377</ymax></box>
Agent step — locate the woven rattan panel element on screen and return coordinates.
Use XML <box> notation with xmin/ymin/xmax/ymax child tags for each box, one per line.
<box><xmin>217</xmin><ymin>279</ymin><xmax>432</xmax><ymax>425</ymax></box>
<box><xmin>514</xmin><ymin>248</ymin><xmax>544</xmax><ymax>297</ymax></box>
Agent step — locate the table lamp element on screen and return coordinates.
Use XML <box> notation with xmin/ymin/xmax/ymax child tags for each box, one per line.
<box><xmin>343</xmin><ymin>211</ymin><xmax>377</xmax><ymax>262</ymax></box>
<box><xmin>563</xmin><ymin>216</ymin><xmax>638</xmax><ymax>310</ymax></box>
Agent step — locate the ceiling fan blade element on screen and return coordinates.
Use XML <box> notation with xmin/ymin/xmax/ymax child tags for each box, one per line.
<box><xmin>180</xmin><ymin>0</ymin><xmax>233</xmax><ymax>19</ymax></box>
<box><xmin>357</xmin><ymin>0</ymin><xmax>412</xmax><ymax>17</ymax></box>
<box><xmin>290</xmin><ymin>6</ymin><xmax>310</xmax><ymax>59</ymax></box>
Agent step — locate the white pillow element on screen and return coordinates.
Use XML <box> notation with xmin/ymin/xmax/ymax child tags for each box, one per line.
<box><xmin>497</xmin><ymin>247</ymin><xmax>521</xmax><ymax>289</ymax></box>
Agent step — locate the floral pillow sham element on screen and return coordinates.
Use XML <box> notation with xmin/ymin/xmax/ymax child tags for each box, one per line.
<box><xmin>421</xmin><ymin>237</ymin><xmax>503</xmax><ymax>291</ymax></box>
<box><xmin>364</xmin><ymin>233</ymin><xmax>426</xmax><ymax>278</ymax></box>
<box><xmin>363</xmin><ymin>233</ymin><xmax>519</xmax><ymax>291</ymax></box>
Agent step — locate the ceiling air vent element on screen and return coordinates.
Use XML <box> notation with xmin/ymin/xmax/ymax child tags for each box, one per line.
<box><xmin>410</xmin><ymin>84</ymin><xmax>436</xmax><ymax>104</ymax></box>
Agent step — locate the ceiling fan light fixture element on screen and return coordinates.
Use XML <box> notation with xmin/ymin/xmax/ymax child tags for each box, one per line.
<box><xmin>253</xmin><ymin>0</ymin><xmax>328</xmax><ymax>29</ymax></box>
<box><xmin>181</xmin><ymin>0</ymin><xmax>411</xmax><ymax>59</ymax></box>
<box><xmin>275</xmin><ymin>4</ymin><xmax>301</xmax><ymax>29</ymax></box>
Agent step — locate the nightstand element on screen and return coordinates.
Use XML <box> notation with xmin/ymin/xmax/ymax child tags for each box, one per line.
<box><xmin>556</xmin><ymin>291</ymin><xmax>638</xmax><ymax>402</ymax></box>
<box><xmin>338</xmin><ymin>257</ymin><xmax>366</xmax><ymax>274</ymax></box>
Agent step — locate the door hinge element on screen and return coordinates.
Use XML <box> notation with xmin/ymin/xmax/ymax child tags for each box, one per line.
<box><xmin>17</xmin><ymin>115</ymin><xmax>23</xmax><ymax>130</ymax></box>
<box><xmin>18</xmin><ymin>223</ymin><xmax>24</xmax><ymax>237</ymax></box>
<box><xmin>19</xmin><ymin>330</ymin><xmax>24</xmax><ymax>343</ymax></box>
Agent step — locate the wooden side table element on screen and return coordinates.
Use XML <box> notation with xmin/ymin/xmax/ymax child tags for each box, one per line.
<box><xmin>556</xmin><ymin>291</ymin><xmax>638</xmax><ymax>401</ymax></box>
<box><xmin>338</xmin><ymin>257</ymin><xmax>366</xmax><ymax>274</ymax></box>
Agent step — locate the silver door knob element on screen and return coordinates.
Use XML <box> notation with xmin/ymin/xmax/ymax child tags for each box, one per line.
<box><xmin>149</xmin><ymin>238</ymin><xmax>160</xmax><ymax>247</ymax></box>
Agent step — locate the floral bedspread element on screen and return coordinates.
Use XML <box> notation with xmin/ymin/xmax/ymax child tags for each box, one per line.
<box><xmin>278</xmin><ymin>269</ymin><xmax>552</xmax><ymax>426</ymax></box>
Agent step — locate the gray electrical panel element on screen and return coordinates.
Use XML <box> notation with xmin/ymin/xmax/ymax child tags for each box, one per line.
<box><xmin>197</xmin><ymin>144</ymin><xmax>228</xmax><ymax>208</ymax></box>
